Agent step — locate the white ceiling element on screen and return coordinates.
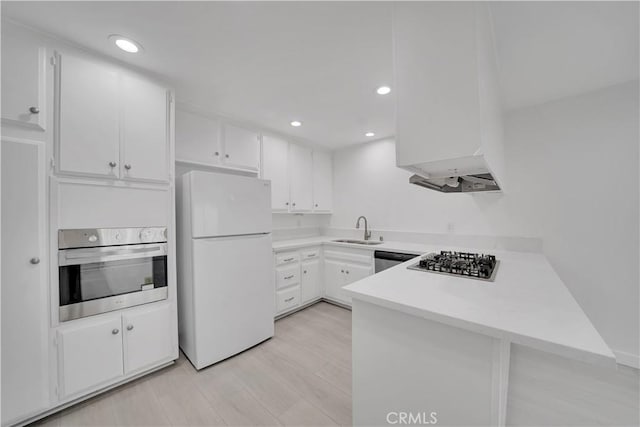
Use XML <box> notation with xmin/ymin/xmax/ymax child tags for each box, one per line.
<box><xmin>491</xmin><ymin>1</ymin><xmax>639</xmax><ymax>110</ymax></box>
<box><xmin>2</xmin><ymin>1</ymin><xmax>638</xmax><ymax>149</ymax></box>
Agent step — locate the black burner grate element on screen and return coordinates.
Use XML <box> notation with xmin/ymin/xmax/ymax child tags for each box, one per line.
<box><xmin>408</xmin><ymin>251</ymin><xmax>498</xmax><ymax>281</ymax></box>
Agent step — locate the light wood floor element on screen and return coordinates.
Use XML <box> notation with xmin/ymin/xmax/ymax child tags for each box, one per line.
<box><xmin>34</xmin><ymin>302</ymin><xmax>352</xmax><ymax>427</ymax></box>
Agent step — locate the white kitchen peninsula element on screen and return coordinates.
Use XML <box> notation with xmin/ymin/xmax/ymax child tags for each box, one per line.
<box><xmin>343</xmin><ymin>248</ymin><xmax>619</xmax><ymax>426</ymax></box>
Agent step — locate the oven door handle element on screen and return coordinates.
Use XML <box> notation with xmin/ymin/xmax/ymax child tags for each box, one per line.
<box><xmin>59</xmin><ymin>244</ymin><xmax>167</xmax><ymax>266</ymax></box>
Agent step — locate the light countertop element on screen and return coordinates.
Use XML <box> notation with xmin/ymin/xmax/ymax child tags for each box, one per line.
<box><xmin>273</xmin><ymin>236</ymin><xmax>616</xmax><ymax>367</ymax></box>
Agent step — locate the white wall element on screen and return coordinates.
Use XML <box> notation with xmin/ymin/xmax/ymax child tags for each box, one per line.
<box><xmin>330</xmin><ymin>81</ymin><xmax>639</xmax><ymax>365</ymax></box>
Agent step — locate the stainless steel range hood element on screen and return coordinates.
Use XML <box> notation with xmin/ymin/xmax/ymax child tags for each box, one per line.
<box><xmin>409</xmin><ymin>173</ymin><xmax>500</xmax><ymax>193</ymax></box>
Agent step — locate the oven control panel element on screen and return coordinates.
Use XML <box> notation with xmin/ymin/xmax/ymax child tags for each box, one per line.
<box><xmin>58</xmin><ymin>227</ymin><xmax>168</xmax><ymax>249</ymax></box>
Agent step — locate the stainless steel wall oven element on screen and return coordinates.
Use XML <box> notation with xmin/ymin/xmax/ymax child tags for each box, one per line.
<box><xmin>58</xmin><ymin>227</ymin><xmax>168</xmax><ymax>322</ymax></box>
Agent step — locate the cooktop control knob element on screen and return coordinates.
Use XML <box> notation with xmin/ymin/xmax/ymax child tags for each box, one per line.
<box><xmin>88</xmin><ymin>234</ymin><xmax>98</xmax><ymax>243</ymax></box>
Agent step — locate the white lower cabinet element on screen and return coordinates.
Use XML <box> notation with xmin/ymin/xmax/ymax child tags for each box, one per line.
<box><xmin>274</xmin><ymin>245</ymin><xmax>372</xmax><ymax>312</ymax></box>
<box><xmin>1</xmin><ymin>139</ymin><xmax>49</xmax><ymax>425</ymax></box>
<box><xmin>57</xmin><ymin>303</ymin><xmax>174</xmax><ymax>399</ymax></box>
<box><xmin>57</xmin><ymin>316</ymin><xmax>124</xmax><ymax>398</ymax></box>
<box><xmin>123</xmin><ymin>304</ymin><xmax>173</xmax><ymax>374</ymax></box>
<box><xmin>301</xmin><ymin>259</ymin><xmax>321</xmax><ymax>304</ymax></box>
<box><xmin>324</xmin><ymin>259</ymin><xmax>349</xmax><ymax>304</ymax></box>
<box><xmin>274</xmin><ymin>247</ymin><xmax>322</xmax><ymax>315</ymax></box>
<box><xmin>324</xmin><ymin>249</ymin><xmax>374</xmax><ymax>305</ymax></box>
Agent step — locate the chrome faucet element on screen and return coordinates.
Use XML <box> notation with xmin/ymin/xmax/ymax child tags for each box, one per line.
<box><xmin>355</xmin><ymin>216</ymin><xmax>372</xmax><ymax>241</ymax></box>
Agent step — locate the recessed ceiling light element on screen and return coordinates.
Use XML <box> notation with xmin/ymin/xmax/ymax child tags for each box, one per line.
<box><xmin>290</xmin><ymin>121</ymin><xmax>302</xmax><ymax>127</ymax></box>
<box><xmin>376</xmin><ymin>86</ymin><xmax>391</xmax><ymax>95</ymax></box>
<box><xmin>108</xmin><ymin>34</ymin><xmax>143</xmax><ymax>53</ymax></box>
<box><xmin>365</xmin><ymin>132</ymin><xmax>375</xmax><ymax>137</ymax></box>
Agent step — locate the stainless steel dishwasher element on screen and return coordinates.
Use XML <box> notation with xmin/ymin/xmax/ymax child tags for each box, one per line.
<box><xmin>374</xmin><ymin>251</ymin><xmax>419</xmax><ymax>273</ymax></box>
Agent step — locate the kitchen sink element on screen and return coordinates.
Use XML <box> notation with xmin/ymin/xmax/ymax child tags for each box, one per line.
<box><xmin>332</xmin><ymin>239</ymin><xmax>383</xmax><ymax>245</ymax></box>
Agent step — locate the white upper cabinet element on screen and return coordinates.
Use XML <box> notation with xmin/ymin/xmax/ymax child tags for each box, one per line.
<box><xmin>262</xmin><ymin>135</ymin><xmax>290</xmax><ymax>212</ymax></box>
<box><xmin>175</xmin><ymin>109</ymin><xmax>260</xmax><ymax>172</ymax></box>
<box><xmin>58</xmin><ymin>53</ymin><xmax>120</xmax><ymax>178</ymax></box>
<box><xmin>1</xmin><ymin>25</ymin><xmax>46</xmax><ymax>132</ymax></box>
<box><xmin>312</xmin><ymin>150</ymin><xmax>332</xmax><ymax>212</ymax></box>
<box><xmin>262</xmin><ymin>137</ymin><xmax>332</xmax><ymax>213</ymax></box>
<box><xmin>288</xmin><ymin>143</ymin><xmax>313</xmax><ymax>212</ymax></box>
<box><xmin>393</xmin><ymin>2</ymin><xmax>504</xmax><ymax>188</ymax></box>
<box><xmin>121</xmin><ymin>74</ymin><xmax>169</xmax><ymax>182</ymax></box>
<box><xmin>175</xmin><ymin>109</ymin><xmax>221</xmax><ymax>166</ymax></box>
<box><xmin>221</xmin><ymin>123</ymin><xmax>260</xmax><ymax>171</ymax></box>
<box><xmin>56</xmin><ymin>52</ymin><xmax>171</xmax><ymax>183</ymax></box>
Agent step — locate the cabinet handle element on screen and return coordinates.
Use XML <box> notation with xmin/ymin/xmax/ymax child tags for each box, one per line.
<box><xmin>341</xmin><ymin>269</ymin><xmax>344</xmax><ymax>273</ymax></box>
<box><xmin>214</xmin><ymin>152</ymin><xmax>220</xmax><ymax>156</ymax></box>
<box><xmin>292</xmin><ymin>202</ymin><xmax>296</xmax><ymax>207</ymax></box>
<box><xmin>303</xmin><ymin>270</ymin><xmax>307</xmax><ymax>274</ymax></box>
<box><xmin>30</xmin><ymin>257</ymin><xmax>40</xmax><ymax>265</ymax></box>
<box><xmin>127</xmin><ymin>324</ymin><xmax>134</xmax><ymax>331</ymax></box>
<box><xmin>307</xmin><ymin>254</ymin><xmax>315</xmax><ymax>258</ymax></box>
<box><xmin>284</xmin><ymin>297</ymin><xmax>295</xmax><ymax>302</ymax></box>
<box><xmin>225</xmin><ymin>154</ymin><xmax>230</xmax><ymax>158</ymax></box>
<box><xmin>285</xmin><ymin>202</ymin><xmax>289</xmax><ymax>206</ymax></box>
<box><xmin>112</xmin><ymin>328</ymin><xmax>119</xmax><ymax>335</ymax></box>
<box><xmin>109</xmin><ymin>161</ymin><xmax>117</xmax><ymax>168</ymax></box>
<box><xmin>284</xmin><ymin>275</ymin><xmax>294</xmax><ymax>280</ymax></box>
<box><xmin>283</xmin><ymin>257</ymin><xmax>294</xmax><ymax>262</ymax></box>
<box><xmin>124</xmin><ymin>164</ymin><xmax>132</xmax><ymax>170</ymax></box>
<box><xmin>29</xmin><ymin>106</ymin><xmax>40</xmax><ymax>114</ymax></box>
<box><xmin>346</xmin><ymin>270</ymin><xmax>350</xmax><ymax>274</ymax></box>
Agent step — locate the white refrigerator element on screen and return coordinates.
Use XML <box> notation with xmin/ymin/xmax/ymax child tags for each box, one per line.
<box><xmin>177</xmin><ymin>171</ymin><xmax>274</xmax><ymax>369</ymax></box>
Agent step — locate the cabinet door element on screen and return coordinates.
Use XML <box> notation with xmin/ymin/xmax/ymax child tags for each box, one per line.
<box><xmin>301</xmin><ymin>259</ymin><xmax>321</xmax><ymax>304</ymax></box>
<box><xmin>312</xmin><ymin>150</ymin><xmax>332</xmax><ymax>212</ymax></box>
<box><xmin>221</xmin><ymin>122</ymin><xmax>260</xmax><ymax>171</ymax></box>
<box><xmin>121</xmin><ymin>74</ymin><xmax>169</xmax><ymax>182</ymax></box>
<box><xmin>1</xmin><ymin>29</ymin><xmax>46</xmax><ymax>131</ymax></box>
<box><xmin>262</xmin><ymin>135</ymin><xmax>290</xmax><ymax>212</ymax></box>
<box><xmin>58</xmin><ymin>316</ymin><xmax>124</xmax><ymax>398</ymax></box>
<box><xmin>1</xmin><ymin>140</ymin><xmax>49</xmax><ymax>424</ymax></box>
<box><xmin>123</xmin><ymin>304</ymin><xmax>174</xmax><ymax>374</ymax></box>
<box><xmin>289</xmin><ymin>144</ymin><xmax>313</xmax><ymax>212</ymax></box>
<box><xmin>342</xmin><ymin>262</ymin><xmax>373</xmax><ymax>305</ymax></box>
<box><xmin>175</xmin><ymin>109</ymin><xmax>221</xmax><ymax>165</ymax></box>
<box><xmin>58</xmin><ymin>53</ymin><xmax>120</xmax><ymax>177</ymax></box>
<box><xmin>323</xmin><ymin>259</ymin><xmax>345</xmax><ymax>303</ymax></box>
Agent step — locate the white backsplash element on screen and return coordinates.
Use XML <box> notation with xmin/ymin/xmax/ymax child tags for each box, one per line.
<box><xmin>322</xmin><ymin>227</ymin><xmax>542</xmax><ymax>253</ymax></box>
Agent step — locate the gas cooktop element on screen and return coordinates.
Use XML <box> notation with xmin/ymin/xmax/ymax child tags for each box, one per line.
<box><xmin>407</xmin><ymin>251</ymin><xmax>499</xmax><ymax>282</ymax></box>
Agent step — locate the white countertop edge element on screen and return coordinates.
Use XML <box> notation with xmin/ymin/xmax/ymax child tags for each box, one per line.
<box><xmin>272</xmin><ymin>236</ymin><xmax>427</xmax><ymax>253</ymax></box>
<box><xmin>348</xmin><ymin>291</ymin><xmax>616</xmax><ymax>368</ymax></box>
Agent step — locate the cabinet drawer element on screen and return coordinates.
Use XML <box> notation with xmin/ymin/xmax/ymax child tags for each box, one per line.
<box><xmin>276</xmin><ymin>265</ymin><xmax>300</xmax><ymax>289</ymax></box>
<box><xmin>276</xmin><ymin>286</ymin><xmax>300</xmax><ymax>313</ymax></box>
<box><xmin>276</xmin><ymin>252</ymin><xmax>300</xmax><ymax>265</ymax></box>
<box><xmin>301</xmin><ymin>248</ymin><xmax>320</xmax><ymax>260</ymax></box>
